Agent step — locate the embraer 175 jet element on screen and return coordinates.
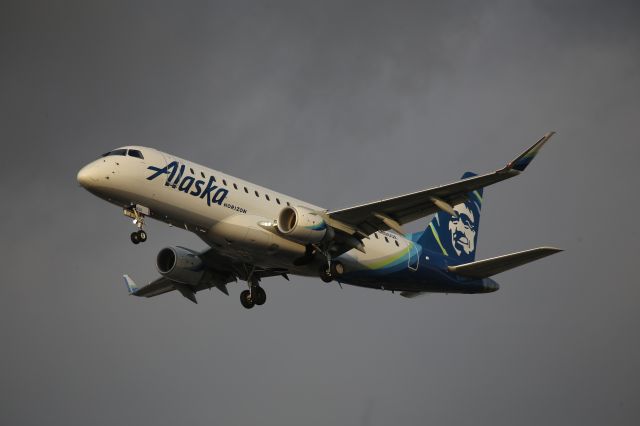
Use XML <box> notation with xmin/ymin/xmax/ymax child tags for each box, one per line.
<box><xmin>77</xmin><ymin>133</ymin><xmax>561</xmax><ymax>309</ymax></box>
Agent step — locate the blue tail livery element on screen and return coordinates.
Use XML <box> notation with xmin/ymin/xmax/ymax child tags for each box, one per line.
<box><xmin>418</xmin><ymin>172</ymin><xmax>484</xmax><ymax>265</ymax></box>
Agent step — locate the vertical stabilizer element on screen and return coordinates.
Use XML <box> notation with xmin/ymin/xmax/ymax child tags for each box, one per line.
<box><xmin>417</xmin><ymin>172</ymin><xmax>484</xmax><ymax>265</ymax></box>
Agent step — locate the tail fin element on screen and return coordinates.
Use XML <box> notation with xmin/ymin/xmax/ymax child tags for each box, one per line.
<box><xmin>417</xmin><ymin>172</ymin><xmax>484</xmax><ymax>265</ymax></box>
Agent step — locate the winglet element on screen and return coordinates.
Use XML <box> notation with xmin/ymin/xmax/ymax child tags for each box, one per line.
<box><xmin>123</xmin><ymin>274</ymin><xmax>139</xmax><ymax>295</ymax></box>
<box><xmin>506</xmin><ymin>131</ymin><xmax>555</xmax><ymax>172</ymax></box>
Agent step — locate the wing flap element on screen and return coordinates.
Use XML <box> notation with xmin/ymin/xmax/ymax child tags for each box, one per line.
<box><xmin>447</xmin><ymin>247</ymin><xmax>563</xmax><ymax>279</ymax></box>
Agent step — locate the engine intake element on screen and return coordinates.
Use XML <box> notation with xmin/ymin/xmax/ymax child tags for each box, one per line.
<box><xmin>277</xmin><ymin>206</ymin><xmax>333</xmax><ymax>244</ymax></box>
<box><xmin>156</xmin><ymin>246</ymin><xmax>205</xmax><ymax>285</ymax></box>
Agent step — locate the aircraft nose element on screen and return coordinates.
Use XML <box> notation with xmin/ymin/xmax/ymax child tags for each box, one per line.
<box><xmin>77</xmin><ymin>164</ymin><xmax>98</xmax><ymax>188</ymax></box>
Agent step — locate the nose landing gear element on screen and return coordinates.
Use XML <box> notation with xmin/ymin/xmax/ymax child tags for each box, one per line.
<box><xmin>130</xmin><ymin>230</ymin><xmax>147</xmax><ymax>244</ymax></box>
<box><xmin>124</xmin><ymin>205</ymin><xmax>150</xmax><ymax>244</ymax></box>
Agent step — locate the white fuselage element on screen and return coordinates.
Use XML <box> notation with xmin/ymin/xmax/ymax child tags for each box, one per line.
<box><xmin>77</xmin><ymin>146</ymin><xmax>418</xmax><ymax>279</ymax></box>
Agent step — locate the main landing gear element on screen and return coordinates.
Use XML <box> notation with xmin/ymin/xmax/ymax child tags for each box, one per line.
<box><xmin>124</xmin><ymin>205</ymin><xmax>150</xmax><ymax>245</ymax></box>
<box><xmin>240</xmin><ymin>279</ymin><xmax>267</xmax><ymax>309</ymax></box>
<box><xmin>319</xmin><ymin>260</ymin><xmax>345</xmax><ymax>283</ymax></box>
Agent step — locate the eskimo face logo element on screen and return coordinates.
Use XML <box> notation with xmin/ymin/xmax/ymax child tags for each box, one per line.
<box><xmin>448</xmin><ymin>203</ymin><xmax>477</xmax><ymax>256</ymax></box>
<box><xmin>147</xmin><ymin>161</ymin><xmax>228</xmax><ymax>207</ymax></box>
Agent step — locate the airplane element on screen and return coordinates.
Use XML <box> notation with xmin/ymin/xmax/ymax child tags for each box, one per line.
<box><xmin>77</xmin><ymin>132</ymin><xmax>561</xmax><ymax>309</ymax></box>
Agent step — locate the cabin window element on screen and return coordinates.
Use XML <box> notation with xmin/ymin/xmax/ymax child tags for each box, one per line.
<box><xmin>233</xmin><ymin>183</ymin><xmax>238</xmax><ymax>190</ymax></box>
<box><xmin>286</xmin><ymin>201</ymin><xmax>291</xmax><ymax>206</ymax></box>
<box><xmin>190</xmin><ymin>167</ymin><xmax>195</xmax><ymax>174</ymax></box>
<box><xmin>255</xmin><ymin>190</ymin><xmax>259</xmax><ymax>197</ymax></box>
<box><xmin>201</xmin><ymin>172</ymin><xmax>206</xmax><ymax>178</ymax></box>
<box><xmin>276</xmin><ymin>198</ymin><xmax>281</xmax><ymax>205</ymax></box>
<box><xmin>395</xmin><ymin>240</ymin><xmax>399</xmax><ymax>247</ymax></box>
<box><xmin>244</xmin><ymin>187</ymin><xmax>248</xmax><ymax>193</ymax></box>
<box><xmin>384</xmin><ymin>237</ymin><xmax>389</xmax><ymax>243</ymax></box>
<box><xmin>265</xmin><ymin>194</ymin><xmax>270</xmax><ymax>201</ymax></box>
<box><xmin>374</xmin><ymin>233</ymin><xmax>379</xmax><ymax>239</ymax></box>
<box><xmin>128</xmin><ymin>149</ymin><xmax>144</xmax><ymax>159</ymax></box>
<box><xmin>222</xmin><ymin>179</ymin><xmax>227</xmax><ymax>186</ymax></box>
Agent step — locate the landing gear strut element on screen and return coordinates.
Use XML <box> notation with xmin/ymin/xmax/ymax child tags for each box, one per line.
<box><xmin>319</xmin><ymin>260</ymin><xmax>345</xmax><ymax>283</ymax></box>
<box><xmin>319</xmin><ymin>265</ymin><xmax>333</xmax><ymax>283</ymax></box>
<box><xmin>124</xmin><ymin>205</ymin><xmax>149</xmax><ymax>244</ymax></box>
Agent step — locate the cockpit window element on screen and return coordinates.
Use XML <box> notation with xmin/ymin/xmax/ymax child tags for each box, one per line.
<box><xmin>101</xmin><ymin>149</ymin><xmax>127</xmax><ymax>157</ymax></box>
<box><xmin>128</xmin><ymin>149</ymin><xmax>144</xmax><ymax>159</ymax></box>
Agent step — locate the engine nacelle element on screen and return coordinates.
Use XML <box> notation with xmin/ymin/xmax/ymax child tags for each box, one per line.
<box><xmin>277</xmin><ymin>206</ymin><xmax>333</xmax><ymax>244</ymax></box>
<box><xmin>156</xmin><ymin>246</ymin><xmax>205</xmax><ymax>285</ymax></box>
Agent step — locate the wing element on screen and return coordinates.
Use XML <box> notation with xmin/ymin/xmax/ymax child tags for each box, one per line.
<box><xmin>124</xmin><ymin>275</ymin><xmax>176</xmax><ymax>298</ymax></box>
<box><xmin>327</xmin><ymin>132</ymin><xmax>555</xmax><ymax>237</ymax></box>
<box><xmin>125</xmin><ymin>273</ymin><xmax>227</xmax><ymax>304</ymax></box>
<box><xmin>197</xmin><ymin>246</ymin><xmax>289</xmax><ymax>281</ymax></box>
<box><xmin>123</xmin><ymin>246</ymin><xmax>290</xmax><ymax>304</ymax></box>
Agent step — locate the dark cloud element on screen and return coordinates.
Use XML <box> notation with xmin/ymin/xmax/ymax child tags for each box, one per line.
<box><xmin>1</xmin><ymin>1</ymin><xmax>639</xmax><ymax>425</ymax></box>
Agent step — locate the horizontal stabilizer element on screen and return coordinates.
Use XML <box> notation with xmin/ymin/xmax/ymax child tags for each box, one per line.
<box><xmin>448</xmin><ymin>247</ymin><xmax>563</xmax><ymax>279</ymax></box>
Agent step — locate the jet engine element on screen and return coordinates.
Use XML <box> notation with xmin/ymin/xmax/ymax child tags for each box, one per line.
<box><xmin>156</xmin><ymin>246</ymin><xmax>205</xmax><ymax>285</ymax></box>
<box><xmin>277</xmin><ymin>206</ymin><xmax>334</xmax><ymax>244</ymax></box>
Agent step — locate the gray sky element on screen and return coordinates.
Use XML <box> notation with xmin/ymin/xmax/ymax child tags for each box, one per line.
<box><xmin>1</xmin><ymin>1</ymin><xmax>639</xmax><ymax>425</ymax></box>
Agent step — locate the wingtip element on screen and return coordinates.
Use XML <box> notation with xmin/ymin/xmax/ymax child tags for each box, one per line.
<box><xmin>506</xmin><ymin>132</ymin><xmax>556</xmax><ymax>172</ymax></box>
<box><xmin>123</xmin><ymin>274</ymin><xmax>138</xmax><ymax>294</ymax></box>
<box><xmin>539</xmin><ymin>131</ymin><xmax>556</xmax><ymax>146</ymax></box>
<box><xmin>541</xmin><ymin>246</ymin><xmax>564</xmax><ymax>253</ymax></box>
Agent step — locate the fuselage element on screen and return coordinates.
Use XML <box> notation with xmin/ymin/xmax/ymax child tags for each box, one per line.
<box><xmin>77</xmin><ymin>146</ymin><xmax>498</xmax><ymax>294</ymax></box>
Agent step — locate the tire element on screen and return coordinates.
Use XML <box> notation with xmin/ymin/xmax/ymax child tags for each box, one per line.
<box><xmin>253</xmin><ymin>287</ymin><xmax>266</xmax><ymax>306</ymax></box>
<box><xmin>138</xmin><ymin>230</ymin><xmax>147</xmax><ymax>242</ymax></box>
<box><xmin>240</xmin><ymin>290</ymin><xmax>255</xmax><ymax>309</ymax></box>
<box><xmin>330</xmin><ymin>261</ymin><xmax>345</xmax><ymax>277</ymax></box>
<box><xmin>130</xmin><ymin>232</ymin><xmax>140</xmax><ymax>244</ymax></box>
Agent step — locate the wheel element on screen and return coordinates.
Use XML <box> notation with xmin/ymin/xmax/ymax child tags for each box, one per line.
<box><xmin>240</xmin><ymin>290</ymin><xmax>255</xmax><ymax>309</ymax></box>
<box><xmin>130</xmin><ymin>232</ymin><xmax>140</xmax><ymax>244</ymax></box>
<box><xmin>330</xmin><ymin>261</ymin><xmax>345</xmax><ymax>277</ymax></box>
<box><xmin>138</xmin><ymin>230</ymin><xmax>147</xmax><ymax>242</ymax></box>
<box><xmin>319</xmin><ymin>265</ymin><xmax>333</xmax><ymax>283</ymax></box>
<box><xmin>253</xmin><ymin>287</ymin><xmax>266</xmax><ymax>306</ymax></box>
